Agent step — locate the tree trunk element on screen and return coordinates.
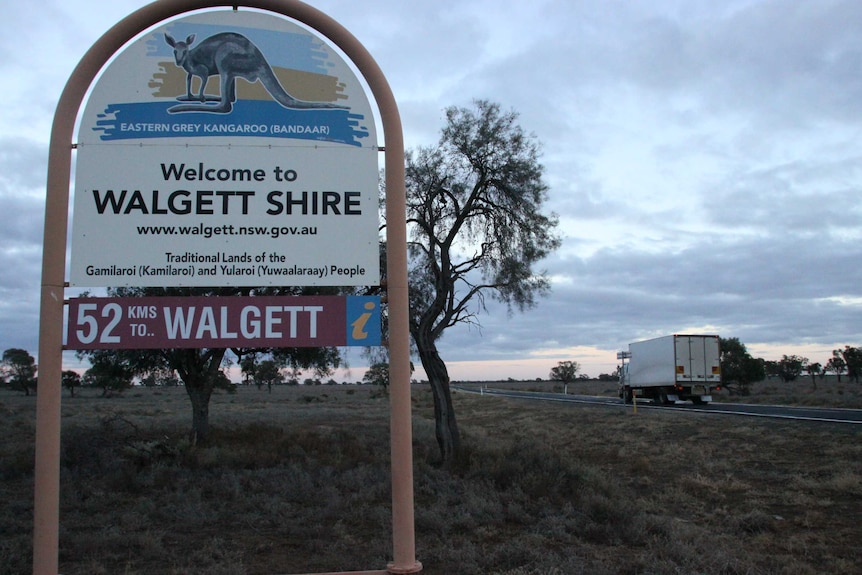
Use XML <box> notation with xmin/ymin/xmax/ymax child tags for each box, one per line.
<box><xmin>185</xmin><ymin>384</ymin><xmax>212</xmax><ymax>444</ymax></box>
<box><xmin>173</xmin><ymin>348</ymin><xmax>226</xmax><ymax>445</ymax></box>
<box><xmin>417</xmin><ymin>342</ymin><xmax>461</xmax><ymax>463</ymax></box>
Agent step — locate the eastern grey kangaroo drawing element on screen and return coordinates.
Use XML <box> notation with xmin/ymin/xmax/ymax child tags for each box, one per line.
<box><xmin>164</xmin><ymin>32</ymin><xmax>347</xmax><ymax>113</ymax></box>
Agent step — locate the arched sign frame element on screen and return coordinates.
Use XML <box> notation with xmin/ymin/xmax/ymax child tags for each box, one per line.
<box><xmin>34</xmin><ymin>1</ymin><xmax>419</xmax><ymax>573</ymax></box>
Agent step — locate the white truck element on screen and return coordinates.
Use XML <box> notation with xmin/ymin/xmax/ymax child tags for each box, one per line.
<box><xmin>619</xmin><ymin>335</ymin><xmax>721</xmax><ymax>405</ymax></box>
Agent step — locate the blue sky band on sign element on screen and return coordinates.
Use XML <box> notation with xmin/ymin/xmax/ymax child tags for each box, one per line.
<box><xmin>90</xmin><ymin>19</ymin><xmax>370</xmax><ymax>146</ymax></box>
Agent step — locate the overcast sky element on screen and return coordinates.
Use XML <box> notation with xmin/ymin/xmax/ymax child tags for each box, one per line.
<box><xmin>2</xmin><ymin>0</ymin><xmax>861</xmax><ymax>380</ymax></box>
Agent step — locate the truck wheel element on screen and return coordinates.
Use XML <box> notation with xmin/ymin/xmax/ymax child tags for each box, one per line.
<box><xmin>692</xmin><ymin>397</ymin><xmax>707</xmax><ymax>405</ymax></box>
<box><xmin>656</xmin><ymin>390</ymin><xmax>668</xmax><ymax>405</ymax></box>
<box><xmin>623</xmin><ymin>389</ymin><xmax>633</xmax><ymax>404</ymax></box>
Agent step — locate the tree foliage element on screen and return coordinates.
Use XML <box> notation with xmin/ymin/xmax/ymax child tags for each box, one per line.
<box><xmin>253</xmin><ymin>360</ymin><xmax>284</xmax><ymax>392</ymax></box>
<box><xmin>838</xmin><ymin>346</ymin><xmax>862</xmax><ymax>383</ymax></box>
<box><xmin>763</xmin><ymin>360</ymin><xmax>780</xmax><ymax>379</ymax></box>
<box><xmin>776</xmin><ymin>355</ymin><xmax>808</xmax><ymax>383</ymax></box>
<box><xmin>403</xmin><ymin>100</ymin><xmax>561</xmax><ymax>461</ymax></box>
<box><xmin>1</xmin><ymin>348</ymin><xmax>37</xmax><ymax>396</ymax></box>
<box><xmin>363</xmin><ymin>362</ymin><xmax>390</xmax><ymax>388</ymax></box>
<box><xmin>549</xmin><ymin>361</ymin><xmax>580</xmax><ymax>384</ymax></box>
<box><xmin>807</xmin><ymin>361</ymin><xmax>822</xmax><ymax>390</ymax></box>
<box><xmin>139</xmin><ymin>368</ymin><xmax>180</xmax><ymax>387</ymax></box>
<box><xmin>240</xmin><ymin>353</ymin><xmax>259</xmax><ymax>385</ymax></box>
<box><xmin>62</xmin><ymin>370</ymin><xmax>82</xmax><ymax>397</ymax></box>
<box><xmin>825</xmin><ymin>352</ymin><xmax>846</xmax><ymax>382</ymax></box>
<box><xmin>81</xmin><ymin>349</ymin><xmax>136</xmax><ymax>397</ymax></box>
<box><xmin>271</xmin><ymin>346</ymin><xmax>340</xmax><ymax>380</ymax></box>
<box><xmin>719</xmin><ymin>337</ymin><xmax>764</xmax><ymax>395</ymax></box>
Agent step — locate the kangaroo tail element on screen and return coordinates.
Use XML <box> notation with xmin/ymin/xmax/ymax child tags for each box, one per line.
<box><xmin>259</xmin><ymin>65</ymin><xmax>348</xmax><ymax>110</ymax></box>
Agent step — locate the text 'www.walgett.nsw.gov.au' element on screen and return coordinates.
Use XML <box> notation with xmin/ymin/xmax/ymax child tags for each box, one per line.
<box><xmin>136</xmin><ymin>223</ymin><xmax>318</xmax><ymax>239</ymax></box>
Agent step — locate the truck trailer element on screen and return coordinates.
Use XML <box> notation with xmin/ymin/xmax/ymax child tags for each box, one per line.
<box><xmin>619</xmin><ymin>335</ymin><xmax>721</xmax><ymax>405</ymax></box>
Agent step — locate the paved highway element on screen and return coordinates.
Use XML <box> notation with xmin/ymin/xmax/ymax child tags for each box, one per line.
<box><xmin>454</xmin><ymin>385</ymin><xmax>862</xmax><ymax>425</ymax></box>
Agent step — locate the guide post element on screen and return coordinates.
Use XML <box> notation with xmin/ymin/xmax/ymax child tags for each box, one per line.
<box><xmin>35</xmin><ymin>1</ymin><xmax>420</xmax><ymax>573</ymax></box>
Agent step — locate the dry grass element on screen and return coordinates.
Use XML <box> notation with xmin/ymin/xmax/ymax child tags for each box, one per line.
<box><xmin>1</xmin><ymin>379</ymin><xmax>861</xmax><ymax>574</ymax></box>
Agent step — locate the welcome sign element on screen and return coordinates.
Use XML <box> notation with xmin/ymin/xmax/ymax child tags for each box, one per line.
<box><xmin>70</xmin><ymin>10</ymin><xmax>379</xmax><ymax>287</ymax></box>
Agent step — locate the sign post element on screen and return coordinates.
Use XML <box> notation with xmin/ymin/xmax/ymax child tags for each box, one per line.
<box><xmin>35</xmin><ymin>2</ymin><xmax>419</xmax><ymax>573</ymax></box>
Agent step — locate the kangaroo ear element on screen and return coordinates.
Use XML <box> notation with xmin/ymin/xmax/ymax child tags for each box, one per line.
<box><xmin>186</xmin><ymin>34</ymin><xmax>196</xmax><ymax>45</ymax></box>
<box><xmin>164</xmin><ymin>33</ymin><xmax>176</xmax><ymax>47</ymax></box>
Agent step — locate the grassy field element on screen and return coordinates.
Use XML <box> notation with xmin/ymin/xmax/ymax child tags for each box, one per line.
<box><xmin>1</xmin><ymin>379</ymin><xmax>861</xmax><ymax>574</ymax></box>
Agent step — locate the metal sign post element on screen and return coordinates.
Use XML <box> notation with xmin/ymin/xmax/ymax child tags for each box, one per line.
<box><xmin>35</xmin><ymin>1</ymin><xmax>420</xmax><ymax>573</ymax></box>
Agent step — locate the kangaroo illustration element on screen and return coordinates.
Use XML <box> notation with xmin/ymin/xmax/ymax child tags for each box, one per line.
<box><xmin>164</xmin><ymin>32</ymin><xmax>347</xmax><ymax>113</ymax></box>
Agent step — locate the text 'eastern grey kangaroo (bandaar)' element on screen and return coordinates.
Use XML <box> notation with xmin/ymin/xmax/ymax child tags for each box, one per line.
<box><xmin>164</xmin><ymin>32</ymin><xmax>347</xmax><ymax>113</ymax></box>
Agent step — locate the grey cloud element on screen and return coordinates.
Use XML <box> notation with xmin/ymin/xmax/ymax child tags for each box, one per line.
<box><xmin>704</xmin><ymin>159</ymin><xmax>862</xmax><ymax>231</ymax></box>
<box><xmin>2</xmin><ymin>0</ymin><xmax>862</xmax><ymax>378</ymax></box>
<box><xmin>0</xmin><ymin>138</ymin><xmax>49</xmax><ymax>192</ymax></box>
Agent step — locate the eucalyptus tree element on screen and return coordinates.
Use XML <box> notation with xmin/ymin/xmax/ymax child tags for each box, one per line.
<box><xmin>253</xmin><ymin>360</ymin><xmax>284</xmax><ymax>392</ymax></box>
<box><xmin>776</xmin><ymin>354</ymin><xmax>807</xmax><ymax>383</ymax></box>
<box><xmin>719</xmin><ymin>337</ymin><xmax>765</xmax><ymax>395</ymax></box>
<box><xmin>1</xmin><ymin>348</ymin><xmax>37</xmax><ymax>396</ymax></box>
<box><xmin>807</xmin><ymin>362</ymin><xmax>822</xmax><ymax>390</ymax></box>
<box><xmin>826</xmin><ymin>351</ymin><xmax>847</xmax><ymax>382</ymax></box>
<box><xmin>81</xmin><ymin>348</ymin><xmax>136</xmax><ymax>397</ymax></box>
<box><xmin>839</xmin><ymin>346</ymin><xmax>862</xmax><ymax>383</ymax></box>
<box><xmin>76</xmin><ymin>286</ymin><xmax>343</xmax><ymax>443</ymax></box>
<box><xmin>550</xmin><ymin>361</ymin><xmax>581</xmax><ymax>394</ymax></box>
<box><xmin>62</xmin><ymin>370</ymin><xmax>82</xmax><ymax>397</ymax></box>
